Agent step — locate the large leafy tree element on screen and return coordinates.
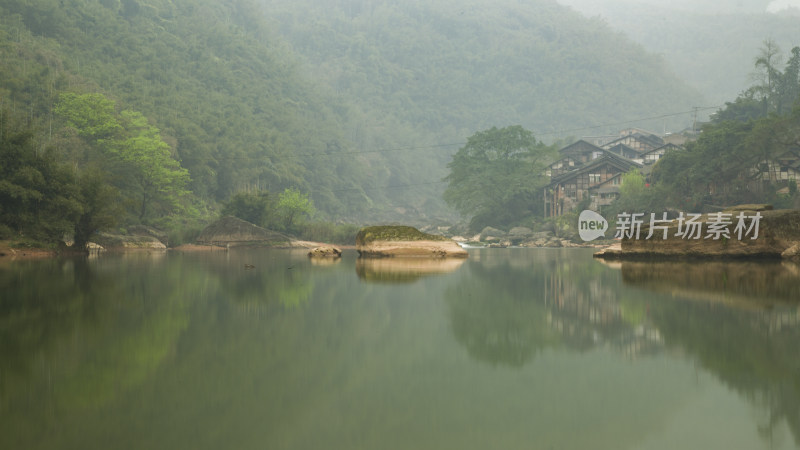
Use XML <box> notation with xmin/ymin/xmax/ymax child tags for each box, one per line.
<box><xmin>55</xmin><ymin>93</ymin><xmax>192</xmax><ymax>224</ymax></box>
<box><xmin>111</xmin><ymin>110</ymin><xmax>191</xmax><ymax>222</ymax></box>
<box><xmin>443</xmin><ymin>125</ymin><xmax>555</xmax><ymax>230</ymax></box>
<box><xmin>72</xmin><ymin>168</ymin><xmax>122</xmax><ymax>249</ymax></box>
<box><xmin>748</xmin><ymin>40</ymin><xmax>800</xmax><ymax>116</ymax></box>
<box><xmin>276</xmin><ymin>188</ymin><xmax>315</xmax><ymax>232</ymax></box>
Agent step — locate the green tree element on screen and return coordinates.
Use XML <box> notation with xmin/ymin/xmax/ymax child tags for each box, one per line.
<box><xmin>72</xmin><ymin>168</ymin><xmax>121</xmax><ymax>250</ymax></box>
<box><xmin>276</xmin><ymin>188</ymin><xmax>315</xmax><ymax>232</ymax></box>
<box><xmin>619</xmin><ymin>169</ymin><xmax>646</xmax><ymax>198</ymax></box>
<box><xmin>609</xmin><ymin>168</ymin><xmax>667</xmax><ymax>215</ymax></box>
<box><xmin>54</xmin><ymin>92</ymin><xmax>121</xmax><ymax>141</ymax></box>
<box><xmin>221</xmin><ymin>191</ymin><xmax>274</xmax><ymax>227</ymax></box>
<box><xmin>112</xmin><ymin>110</ymin><xmax>191</xmax><ymax>222</ymax></box>
<box><xmin>0</xmin><ymin>124</ymin><xmax>82</xmax><ymax>243</ymax></box>
<box><xmin>753</xmin><ymin>39</ymin><xmax>783</xmax><ymax>113</ymax></box>
<box><xmin>55</xmin><ymin>93</ymin><xmax>192</xmax><ymax>224</ymax></box>
<box><xmin>778</xmin><ymin>46</ymin><xmax>800</xmax><ymax>115</ymax></box>
<box><xmin>443</xmin><ymin>125</ymin><xmax>555</xmax><ymax>230</ymax></box>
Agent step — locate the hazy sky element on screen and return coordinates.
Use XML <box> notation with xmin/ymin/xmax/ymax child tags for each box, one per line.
<box><xmin>767</xmin><ymin>0</ymin><xmax>800</xmax><ymax>12</ymax></box>
<box><xmin>559</xmin><ymin>0</ymin><xmax>799</xmax><ymax>14</ymax></box>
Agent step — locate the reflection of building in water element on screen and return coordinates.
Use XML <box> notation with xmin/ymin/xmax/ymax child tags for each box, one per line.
<box><xmin>750</xmin><ymin>309</ymin><xmax>800</xmax><ymax>334</ymax></box>
<box><xmin>616</xmin><ymin>325</ymin><xmax>663</xmax><ymax>361</ymax></box>
<box><xmin>544</xmin><ymin>272</ymin><xmax>664</xmax><ymax>360</ymax></box>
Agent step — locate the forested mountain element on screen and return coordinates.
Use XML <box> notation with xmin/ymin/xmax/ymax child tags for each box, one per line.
<box><xmin>559</xmin><ymin>0</ymin><xmax>800</xmax><ymax>108</ymax></box>
<box><xmin>261</xmin><ymin>0</ymin><xmax>701</xmax><ymax>139</ymax></box>
<box><xmin>1</xmin><ymin>0</ymin><xmax>703</xmax><ymax>237</ymax></box>
<box><xmin>1</xmin><ymin>0</ymin><xmax>384</xmax><ymax>222</ymax></box>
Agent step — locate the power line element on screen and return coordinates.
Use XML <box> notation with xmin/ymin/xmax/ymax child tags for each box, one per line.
<box><xmin>324</xmin><ymin>180</ymin><xmax>448</xmax><ymax>194</ymax></box>
<box><xmin>180</xmin><ymin>106</ymin><xmax>722</xmax><ymax>163</ymax></box>
<box><xmin>539</xmin><ymin>105</ymin><xmax>722</xmax><ymax>137</ymax></box>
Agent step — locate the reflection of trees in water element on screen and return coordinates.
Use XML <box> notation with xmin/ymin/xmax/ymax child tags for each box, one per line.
<box><xmin>0</xmin><ymin>255</ymin><xmax>192</xmax><ymax>443</ymax></box>
<box><xmin>201</xmin><ymin>250</ymin><xmax>317</xmax><ymax>313</ymax></box>
<box><xmin>450</xmin><ymin>250</ymin><xmax>800</xmax><ymax>444</ymax></box>
<box><xmin>446</xmin><ymin>249</ymin><xmax>662</xmax><ymax>367</ymax></box>
<box><xmin>617</xmin><ymin>259</ymin><xmax>800</xmax><ymax>445</ymax></box>
<box><xmin>645</xmin><ymin>298</ymin><xmax>800</xmax><ymax>445</ymax></box>
<box><xmin>447</xmin><ymin>278</ymin><xmax>557</xmax><ymax>367</ymax></box>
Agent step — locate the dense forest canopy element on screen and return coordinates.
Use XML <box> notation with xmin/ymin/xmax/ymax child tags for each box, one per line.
<box><xmin>0</xmin><ymin>0</ymin><xmax>385</xmax><ymax>225</ymax></box>
<box><xmin>261</xmin><ymin>0</ymin><xmax>701</xmax><ymax>137</ymax></box>
<box><xmin>258</xmin><ymin>0</ymin><xmax>704</xmax><ymax>221</ymax></box>
<box><xmin>0</xmin><ymin>0</ymin><xmax>730</xmax><ymax>243</ymax></box>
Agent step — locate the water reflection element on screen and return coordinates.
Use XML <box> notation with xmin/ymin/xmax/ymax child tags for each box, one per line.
<box><xmin>355</xmin><ymin>257</ymin><xmax>465</xmax><ymax>283</ymax></box>
<box><xmin>2</xmin><ymin>249</ymin><xmax>800</xmax><ymax>449</ymax></box>
<box><xmin>448</xmin><ymin>249</ymin><xmax>800</xmax><ymax>446</ymax></box>
<box><xmin>0</xmin><ymin>254</ymin><xmax>190</xmax><ymax>426</ymax></box>
<box><xmin>604</xmin><ymin>257</ymin><xmax>800</xmax><ymax>445</ymax></box>
<box><xmin>617</xmin><ymin>260</ymin><xmax>800</xmax><ymax>306</ymax></box>
<box><xmin>447</xmin><ymin>249</ymin><xmax>663</xmax><ymax>366</ymax></box>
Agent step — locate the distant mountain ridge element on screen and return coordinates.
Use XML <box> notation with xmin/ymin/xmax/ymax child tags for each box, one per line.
<box><xmin>559</xmin><ymin>0</ymin><xmax>800</xmax><ymax>107</ymax></box>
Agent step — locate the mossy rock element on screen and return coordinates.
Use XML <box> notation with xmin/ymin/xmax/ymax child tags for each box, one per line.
<box><xmin>355</xmin><ymin>225</ymin><xmax>449</xmax><ymax>245</ymax></box>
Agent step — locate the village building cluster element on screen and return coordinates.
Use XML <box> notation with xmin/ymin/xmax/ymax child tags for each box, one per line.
<box><xmin>544</xmin><ymin>127</ymin><xmax>800</xmax><ymax>217</ymax></box>
<box><xmin>544</xmin><ymin>128</ymin><xmax>685</xmax><ymax>217</ymax></box>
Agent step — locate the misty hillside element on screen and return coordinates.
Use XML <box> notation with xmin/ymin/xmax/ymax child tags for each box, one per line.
<box><xmin>2</xmin><ymin>0</ymin><xmax>703</xmax><ymax>225</ymax></box>
<box><xmin>559</xmin><ymin>0</ymin><xmax>800</xmax><ymax>107</ymax></box>
<box><xmin>261</xmin><ymin>0</ymin><xmax>702</xmax><ymax>141</ymax></box>
<box><xmin>0</xmin><ymin>0</ymin><xmax>391</xmax><ymax>220</ymax></box>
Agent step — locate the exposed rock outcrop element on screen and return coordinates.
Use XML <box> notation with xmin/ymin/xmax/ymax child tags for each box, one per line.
<box><xmin>308</xmin><ymin>246</ymin><xmax>342</xmax><ymax>258</ymax></box>
<box><xmin>508</xmin><ymin>226</ymin><xmax>534</xmax><ymax>241</ymax></box>
<box><xmin>128</xmin><ymin>225</ymin><xmax>169</xmax><ymax>245</ymax></box>
<box><xmin>91</xmin><ymin>232</ymin><xmax>167</xmax><ymax>250</ymax></box>
<box><xmin>356</xmin><ymin>225</ymin><xmax>468</xmax><ymax>258</ymax></box>
<box><xmin>595</xmin><ymin>205</ymin><xmax>800</xmax><ymax>260</ymax></box>
<box><xmin>196</xmin><ymin>216</ymin><xmax>292</xmax><ymax>247</ymax></box>
<box><xmin>480</xmin><ymin>226</ymin><xmax>506</xmax><ymax>242</ymax></box>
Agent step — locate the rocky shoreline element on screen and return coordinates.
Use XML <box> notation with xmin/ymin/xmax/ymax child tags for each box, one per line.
<box><xmin>594</xmin><ymin>205</ymin><xmax>800</xmax><ymax>261</ymax></box>
<box><xmin>450</xmin><ymin>225</ymin><xmax>601</xmax><ymax>249</ymax></box>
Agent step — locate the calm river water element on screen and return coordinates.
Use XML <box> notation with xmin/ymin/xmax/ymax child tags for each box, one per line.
<box><xmin>1</xmin><ymin>248</ymin><xmax>799</xmax><ymax>449</ymax></box>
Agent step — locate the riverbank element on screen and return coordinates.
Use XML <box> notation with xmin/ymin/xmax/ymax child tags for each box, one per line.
<box><xmin>0</xmin><ymin>239</ymin><xmax>356</xmax><ymax>260</ymax></box>
<box><xmin>171</xmin><ymin>240</ymin><xmax>356</xmax><ymax>252</ymax></box>
<box><xmin>593</xmin><ymin>206</ymin><xmax>800</xmax><ymax>261</ymax></box>
<box><xmin>0</xmin><ymin>241</ymin><xmax>58</xmax><ymax>260</ymax></box>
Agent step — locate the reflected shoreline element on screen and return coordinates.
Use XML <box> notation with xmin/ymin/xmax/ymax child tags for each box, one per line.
<box><xmin>355</xmin><ymin>257</ymin><xmax>465</xmax><ymax>283</ymax></box>
<box><xmin>599</xmin><ymin>259</ymin><xmax>800</xmax><ymax>307</ymax></box>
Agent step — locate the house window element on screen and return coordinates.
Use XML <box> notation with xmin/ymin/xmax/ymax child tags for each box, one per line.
<box><xmin>588</xmin><ymin>174</ymin><xmax>601</xmax><ymax>184</ymax></box>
